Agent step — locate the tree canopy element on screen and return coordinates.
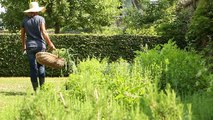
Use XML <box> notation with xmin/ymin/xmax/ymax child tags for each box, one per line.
<box><xmin>186</xmin><ymin>0</ymin><xmax>213</xmax><ymax>51</ymax></box>
<box><xmin>0</xmin><ymin>0</ymin><xmax>120</xmax><ymax>33</ymax></box>
<box><xmin>0</xmin><ymin>0</ymin><xmax>212</xmax><ymax>52</ymax></box>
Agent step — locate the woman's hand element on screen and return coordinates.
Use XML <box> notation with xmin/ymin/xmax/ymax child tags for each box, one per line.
<box><xmin>48</xmin><ymin>44</ymin><xmax>56</xmax><ymax>52</ymax></box>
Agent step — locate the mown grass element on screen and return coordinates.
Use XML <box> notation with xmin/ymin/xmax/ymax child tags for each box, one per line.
<box><xmin>0</xmin><ymin>77</ymin><xmax>67</xmax><ymax>113</ymax></box>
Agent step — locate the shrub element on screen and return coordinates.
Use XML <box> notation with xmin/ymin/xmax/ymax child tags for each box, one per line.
<box><xmin>0</xmin><ymin>34</ymin><xmax>165</xmax><ymax>77</ymax></box>
<box><xmin>17</xmin><ymin>58</ymin><xmax>188</xmax><ymax>120</ymax></box>
<box><xmin>134</xmin><ymin>41</ymin><xmax>212</xmax><ymax>94</ymax></box>
<box><xmin>2</xmin><ymin>42</ymin><xmax>213</xmax><ymax>119</ymax></box>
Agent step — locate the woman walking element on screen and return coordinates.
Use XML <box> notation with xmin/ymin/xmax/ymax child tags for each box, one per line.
<box><xmin>21</xmin><ymin>2</ymin><xmax>55</xmax><ymax>91</ymax></box>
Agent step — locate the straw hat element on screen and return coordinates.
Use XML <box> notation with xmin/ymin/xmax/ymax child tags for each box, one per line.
<box><xmin>24</xmin><ymin>2</ymin><xmax>45</xmax><ymax>13</ymax></box>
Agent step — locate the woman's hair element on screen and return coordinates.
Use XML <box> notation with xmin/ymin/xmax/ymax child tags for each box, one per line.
<box><xmin>27</xmin><ymin>12</ymin><xmax>39</xmax><ymax>17</ymax></box>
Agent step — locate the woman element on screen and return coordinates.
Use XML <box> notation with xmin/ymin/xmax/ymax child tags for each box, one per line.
<box><xmin>21</xmin><ymin>2</ymin><xmax>55</xmax><ymax>91</ymax></box>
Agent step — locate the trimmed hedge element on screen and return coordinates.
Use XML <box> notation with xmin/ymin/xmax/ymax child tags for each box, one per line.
<box><xmin>0</xmin><ymin>34</ymin><xmax>166</xmax><ymax>77</ymax></box>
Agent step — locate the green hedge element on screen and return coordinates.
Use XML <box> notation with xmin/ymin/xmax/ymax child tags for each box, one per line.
<box><xmin>0</xmin><ymin>34</ymin><xmax>166</xmax><ymax>77</ymax></box>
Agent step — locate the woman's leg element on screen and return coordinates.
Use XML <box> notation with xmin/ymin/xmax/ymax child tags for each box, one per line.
<box><xmin>38</xmin><ymin>62</ymin><xmax>45</xmax><ymax>87</ymax></box>
<box><xmin>27</xmin><ymin>50</ymin><xmax>38</xmax><ymax>91</ymax></box>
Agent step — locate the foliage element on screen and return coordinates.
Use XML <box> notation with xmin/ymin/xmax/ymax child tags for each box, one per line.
<box><xmin>156</xmin><ymin>5</ymin><xmax>191</xmax><ymax>48</ymax></box>
<box><xmin>185</xmin><ymin>0</ymin><xmax>213</xmax><ymax>70</ymax></box>
<box><xmin>52</xmin><ymin>48</ymin><xmax>77</xmax><ymax>74</ymax></box>
<box><xmin>40</xmin><ymin>0</ymin><xmax>70</xmax><ymax>33</ymax></box>
<box><xmin>186</xmin><ymin>0</ymin><xmax>213</xmax><ymax>51</ymax></box>
<box><xmin>134</xmin><ymin>41</ymin><xmax>212</xmax><ymax>94</ymax></box>
<box><xmin>64</xmin><ymin>0</ymin><xmax>120</xmax><ymax>33</ymax></box>
<box><xmin>121</xmin><ymin>0</ymin><xmax>194</xmax><ymax>49</ymax></box>
<box><xmin>1</xmin><ymin>47</ymin><xmax>213</xmax><ymax>119</ymax></box>
<box><xmin>0</xmin><ymin>34</ymin><xmax>164</xmax><ymax>77</ymax></box>
<box><xmin>183</xmin><ymin>92</ymin><xmax>213</xmax><ymax>120</ymax></box>
<box><xmin>16</xmin><ymin>58</ymin><xmax>188</xmax><ymax>120</ymax></box>
<box><xmin>122</xmin><ymin>0</ymin><xmax>175</xmax><ymax>35</ymax></box>
<box><xmin>9</xmin><ymin>53</ymin><xmax>212</xmax><ymax>119</ymax></box>
<box><xmin>0</xmin><ymin>34</ymin><xmax>27</xmax><ymax>76</ymax></box>
<box><xmin>0</xmin><ymin>0</ymin><xmax>120</xmax><ymax>33</ymax></box>
<box><xmin>0</xmin><ymin>0</ymin><xmax>70</xmax><ymax>33</ymax></box>
<box><xmin>0</xmin><ymin>0</ymin><xmax>27</xmax><ymax>32</ymax></box>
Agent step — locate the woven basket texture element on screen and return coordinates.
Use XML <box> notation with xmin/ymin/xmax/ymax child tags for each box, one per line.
<box><xmin>36</xmin><ymin>52</ymin><xmax>65</xmax><ymax>69</ymax></box>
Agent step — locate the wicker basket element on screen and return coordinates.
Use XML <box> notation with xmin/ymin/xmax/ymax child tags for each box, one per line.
<box><xmin>36</xmin><ymin>52</ymin><xmax>65</xmax><ymax>69</ymax></box>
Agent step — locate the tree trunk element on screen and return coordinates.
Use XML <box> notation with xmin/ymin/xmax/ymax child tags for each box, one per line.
<box><xmin>55</xmin><ymin>22</ymin><xmax>60</xmax><ymax>34</ymax></box>
<box><xmin>131</xmin><ymin>0</ymin><xmax>143</xmax><ymax>15</ymax></box>
<box><xmin>131</xmin><ymin>0</ymin><xmax>141</xmax><ymax>9</ymax></box>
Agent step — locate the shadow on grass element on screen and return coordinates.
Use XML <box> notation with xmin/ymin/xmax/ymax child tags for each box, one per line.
<box><xmin>0</xmin><ymin>91</ymin><xmax>27</xmax><ymax>96</ymax></box>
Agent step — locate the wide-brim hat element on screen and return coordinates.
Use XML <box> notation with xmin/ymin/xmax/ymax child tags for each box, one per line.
<box><xmin>24</xmin><ymin>2</ymin><xmax>45</xmax><ymax>13</ymax></box>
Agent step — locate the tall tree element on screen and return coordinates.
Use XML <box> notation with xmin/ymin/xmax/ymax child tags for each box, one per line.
<box><xmin>121</xmin><ymin>0</ymin><xmax>178</xmax><ymax>33</ymax></box>
<box><xmin>0</xmin><ymin>0</ymin><xmax>27</xmax><ymax>32</ymax></box>
<box><xmin>40</xmin><ymin>0</ymin><xmax>70</xmax><ymax>33</ymax></box>
<box><xmin>64</xmin><ymin>0</ymin><xmax>120</xmax><ymax>33</ymax></box>
<box><xmin>0</xmin><ymin>0</ymin><xmax>120</xmax><ymax>34</ymax></box>
<box><xmin>186</xmin><ymin>0</ymin><xmax>213</xmax><ymax>51</ymax></box>
<box><xmin>0</xmin><ymin>0</ymin><xmax>70</xmax><ymax>33</ymax></box>
<box><xmin>185</xmin><ymin>0</ymin><xmax>213</xmax><ymax>68</ymax></box>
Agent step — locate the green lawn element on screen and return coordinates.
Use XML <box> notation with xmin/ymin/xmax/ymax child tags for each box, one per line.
<box><xmin>0</xmin><ymin>77</ymin><xmax>67</xmax><ymax>112</ymax></box>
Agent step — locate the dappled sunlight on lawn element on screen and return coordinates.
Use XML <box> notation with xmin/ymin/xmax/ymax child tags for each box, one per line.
<box><xmin>0</xmin><ymin>77</ymin><xmax>68</xmax><ymax>111</ymax></box>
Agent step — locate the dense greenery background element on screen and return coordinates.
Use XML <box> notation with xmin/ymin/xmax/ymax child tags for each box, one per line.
<box><xmin>2</xmin><ymin>42</ymin><xmax>212</xmax><ymax>120</ymax></box>
<box><xmin>0</xmin><ymin>0</ymin><xmax>213</xmax><ymax>119</ymax></box>
<box><xmin>0</xmin><ymin>0</ymin><xmax>212</xmax><ymax>79</ymax></box>
<box><xmin>0</xmin><ymin>34</ymin><xmax>165</xmax><ymax>77</ymax></box>
<box><xmin>0</xmin><ymin>0</ymin><xmax>120</xmax><ymax>33</ymax></box>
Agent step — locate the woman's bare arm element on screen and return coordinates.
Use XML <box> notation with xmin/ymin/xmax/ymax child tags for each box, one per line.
<box><xmin>40</xmin><ymin>23</ymin><xmax>56</xmax><ymax>50</ymax></box>
<box><xmin>21</xmin><ymin>27</ymin><xmax>26</xmax><ymax>51</ymax></box>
